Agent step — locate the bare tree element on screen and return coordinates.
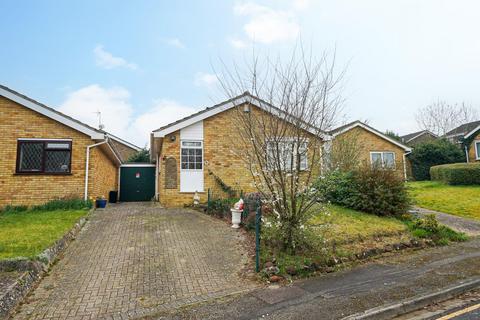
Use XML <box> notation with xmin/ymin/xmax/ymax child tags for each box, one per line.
<box><xmin>216</xmin><ymin>47</ymin><xmax>345</xmax><ymax>252</ymax></box>
<box><xmin>415</xmin><ymin>101</ymin><xmax>479</xmax><ymax>136</ymax></box>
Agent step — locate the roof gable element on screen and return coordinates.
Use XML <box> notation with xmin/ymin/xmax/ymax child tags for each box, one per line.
<box><xmin>330</xmin><ymin>120</ymin><xmax>412</xmax><ymax>152</ymax></box>
<box><xmin>152</xmin><ymin>92</ymin><xmax>329</xmax><ymax>139</ymax></box>
<box><xmin>445</xmin><ymin>120</ymin><xmax>480</xmax><ymax>137</ymax></box>
<box><xmin>400</xmin><ymin>130</ymin><xmax>437</xmax><ymax>143</ymax></box>
<box><xmin>0</xmin><ymin>84</ymin><xmax>105</xmax><ymax>140</ymax></box>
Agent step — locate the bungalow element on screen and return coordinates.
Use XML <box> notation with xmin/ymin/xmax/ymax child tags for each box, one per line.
<box><xmin>150</xmin><ymin>94</ymin><xmax>412</xmax><ymax>207</ymax></box>
<box><xmin>444</xmin><ymin>121</ymin><xmax>480</xmax><ymax>162</ymax></box>
<box><xmin>0</xmin><ymin>85</ymin><xmax>139</xmax><ymax>207</ymax></box>
<box><xmin>329</xmin><ymin>121</ymin><xmax>412</xmax><ymax>179</ymax></box>
<box><xmin>400</xmin><ymin>130</ymin><xmax>437</xmax><ymax>147</ymax></box>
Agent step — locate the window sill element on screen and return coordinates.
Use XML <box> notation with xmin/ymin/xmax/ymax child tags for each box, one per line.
<box><xmin>14</xmin><ymin>172</ymin><xmax>73</xmax><ymax>176</ymax></box>
<box><xmin>179</xmin><ymin>191</ymin><xmax>205</xmax><ymax>194</ymax></box>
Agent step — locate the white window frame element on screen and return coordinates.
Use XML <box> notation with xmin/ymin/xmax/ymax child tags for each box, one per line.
<box><xmin>475</xmin><ymin>141</ymin><xmax>480</xmax><ymax>160</ymax></box>
<box><xmin>370</xmin><ymin>151</ymin><xmax>396</xmax><ymax>169</ymax></box>
<box><xmin>266</xmin><ymin>139</ymin><xmax>309</xmax><ymax>171</ymax></box>
<box><xmin>180</xmin><ymin>140</ymin><xmax>203</xmax><ymax>171</ymax></box>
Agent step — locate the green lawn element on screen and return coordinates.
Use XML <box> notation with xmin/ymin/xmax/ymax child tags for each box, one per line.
<box><xmin>0</xmin><ymin>209</ymin><xmax>88</xmax><ymax>259</ymax></box>
<box><xmin>311</xmin><ymin>205</ymin><xmax>407</xmax><ymax>244</ymax></box>
<box><xmin>408</xmin><ymin>181</ymin><xmax>480</xmax><ymax>220</ymax></box>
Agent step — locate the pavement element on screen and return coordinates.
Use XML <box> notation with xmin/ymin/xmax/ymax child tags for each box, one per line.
<box><xmin>10</xmin><ymin>203</ymin><xmax>257</xmax><ymax>320</ymax></box>
<box><xmin>412</xmin><ymin>206</ymin><xmax>480</xmax><ymax>237</ymax></box>
<box><xmin>151</xmin><ymin>238</ymin><xmax>480</xmax><ymax>320</ymax></box>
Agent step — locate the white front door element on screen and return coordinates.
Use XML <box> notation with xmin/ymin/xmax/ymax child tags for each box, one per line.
<box><xmin>180</xmin><ymin>140</ymin><xmax>204</xmax><ymax>192</ymax></box>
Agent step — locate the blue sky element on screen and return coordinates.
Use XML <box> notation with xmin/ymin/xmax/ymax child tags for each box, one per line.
<box><xmin>2</xmin><ymin>0</ymin><xmax>480</xmax><ymax>146</ymax></box>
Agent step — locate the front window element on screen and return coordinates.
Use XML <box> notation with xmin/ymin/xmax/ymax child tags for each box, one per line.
<box><xmin>181</xmin><ymin>140</ymin><xmax>203</xmax><ymax>170</ymax></box>
<box><xmin>266</xmin><ymin>140</ymin><xmax>308</xmax><ymax>171</ymax></box>
<box><xmin>370</xmin><ymin>151</ymin><xmax>395</xmax><ymax>169</ymax></box>
<box><xmin>475</xmin><ymin>141</ymin><xmax>480</xmax><ymax>160</ymax></box>
<box><xmin>17</xmin><ymin>140</ymin><xmax>72</xmax><ymax>174</ymax></box>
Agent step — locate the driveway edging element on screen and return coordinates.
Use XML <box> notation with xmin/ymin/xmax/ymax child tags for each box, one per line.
<box><xmin>0</xmin><ymin>208</ymin><xmax>94</xmax><ymax>318</ymax></box>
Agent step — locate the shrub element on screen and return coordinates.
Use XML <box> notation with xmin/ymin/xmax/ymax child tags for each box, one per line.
<box><xmin>413</xmin><ymin>214</ymin><xmax>439</xmax><ymax>232</ymax></box>
<box><xmin>207</xmin><ymin>198</ymin><xmax>238</xmax><ymax>218</ymax></box>
<box><xmin>1</xmin><ymin>205</ymin><xmax>28</xmax><ymax>214</ymax></box>
<box><xmin>408</xmin><ymin>139</ymin><xmax>465</xmax><ymax>180</ymax></box>
<box><xmin>127</xmin><ymin>148</ymin><xmax>150</xmax><ymax>163</ymax></box>
<box><xmin>430</xmin><ymin>163</ymin><xmax>480</xmax><ymax>185</ymax></box>
<box><xmin>317</xmin><ymin>167</ymin><xmax>411</xmax><ymax>217</ymax></box>
<box><xmin>31</xmin><ymin>198</ymin><xmax>93</xmax><ymax>211</ymax></box>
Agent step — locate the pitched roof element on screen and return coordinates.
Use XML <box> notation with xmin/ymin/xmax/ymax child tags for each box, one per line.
<box><xmin>152</xmin><ymin>92</ymin><xmax>328</xmax><ymax>139</ymax></box>
<box><xmin>445</xmin><ymin>120</ymin><xmax>480</xmax><ymax>137</ymax></box>
<box><xmin>329</xmin><ymin>120</ymin><xmax>412</xmax><ymax>151</ymax></box>
<box><xmin>400</xmin><ymin>130</ymin><xmax>437</xmax><ymax>143</ymax></box>
<box><xmin>0</xmin><ymin>84</ymin><xmax>138</xmax><ymax>151</ymax></box>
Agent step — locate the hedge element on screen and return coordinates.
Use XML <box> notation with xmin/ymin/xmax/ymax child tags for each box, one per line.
<box><xmin>430</xmin><ymin>163</ymin><xmax>480</xmax><ymax>185</ymax></box>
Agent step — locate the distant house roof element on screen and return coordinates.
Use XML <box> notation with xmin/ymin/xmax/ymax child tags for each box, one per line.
<box><xmin>152</xmin><ymin>92</ymin><xmax>329</xmax><ymax>139</ymax></box>
<box><xmin>0</xmin><ymin>84</ymin><xmax>139</xmax><ymax>152</ymax></box>
<box><xmin>445</xmin><ymin>120</ymin><xmax>480</xmax><ymax>137</ymax></box>
<box><xmin>329</xmin><ymin>120</ymin><xmax>412</xmax><ymax>152</ymax></box>
<box><xmin>400</xmin><ymin>130</ymin><xmax>437</xmax><ymax>143</ymax></box>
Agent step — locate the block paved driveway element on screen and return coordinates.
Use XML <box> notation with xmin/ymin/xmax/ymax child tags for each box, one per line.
<box><xmin>12</xmin><ymin>203</ymin><xmax>257</xmax><ymax>320</ymax></box>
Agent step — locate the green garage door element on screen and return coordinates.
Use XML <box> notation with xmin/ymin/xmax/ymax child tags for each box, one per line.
<box><xmin>120</xmin><ymin>165</ymin><xmax>156</xmax><ymax>202</ymax></box>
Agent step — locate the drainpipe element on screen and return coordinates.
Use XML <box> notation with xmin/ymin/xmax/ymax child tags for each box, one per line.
<box><xmin>84</xmin><ymin>139</ymin><xmax>108</xmax><ymax>201</ymax></box>
<box><xmin>155</xmin><ymin>153</ymin><xmax>159</xmax><ymax>201</ymax></box>
<box><xmin>465</xmin><ymin>145</ymin><xmax>470</xmax><ymax>163</ymax></box>
<box><xmin>403</xmin><ymin>151</ymin><xmax>412</xmax><ymax>181</ymax></box>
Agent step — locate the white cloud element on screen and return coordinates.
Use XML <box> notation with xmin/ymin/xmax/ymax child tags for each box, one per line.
<box><xmin>129</xmin><ymin>99</ymin><xmax>198</xmax><ymax>146</ymax></box>
<box><xmin>293</xmin><ymin>0</ymin><xmax>310</xmax><ymax>11</ymax></box>
<box><xmin>163</xmin><ymin>38</ymin><xmax>186</xmax><ymax>49</ymax></box>
<box><xmin>233</xmin><ymin>2</ymin><xmax>300</xmax><ymax>44</ymax></box>
<box><xmin>229</xmin><ymin>37</ymin><xmax>248</xmax><ymax>49</ymax></box>
<box><xmin>194</xmin><ymin>72</ymin><xmax>219</xmax><ymax>88</ymax></box>
<box><xmin>93</xmin><ymin>45</ymin><xmax>138</xmax><ymax>70</ymax></box>
<box><xmin>58</xmin><ymin>85</ymin><xmax>197</xmax><ymax>146</ymax></box>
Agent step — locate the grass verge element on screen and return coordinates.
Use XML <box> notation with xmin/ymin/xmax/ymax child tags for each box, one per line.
<box><xmin>408</xmin><ymin>181</ymin><xmax>480</xmax><ymax>220</ymax></box>
<box><xmin>0</xmin><ymin>209</ymin><xmax>88</xmax><ymax>259</ymax></box>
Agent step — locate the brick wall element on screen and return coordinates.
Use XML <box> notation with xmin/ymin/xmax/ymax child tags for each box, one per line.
<box><xmin>0</xmin><ymin>96</ymin><xmax>118</xmax><ymax>207</ymax></box>
<box><xmin>88</xmin><ymin>147</ymin><xmax>119</xmax><ymax>201</ymax></box>
<box><xmin>333</xmin><ymin>126</ymin><xmax>408</xmax><ymax>177</ymax></box>
<box><xmin>109</xmin><ymin>139</ymin><xmax>137</xmax><ymax>162</ymax></box>
<box><xmin>468</xmin><ymin>132</ymin><xmax>480</xmax><ymax>162</ymax></box>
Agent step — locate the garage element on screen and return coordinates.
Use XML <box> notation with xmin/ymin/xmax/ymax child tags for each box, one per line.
<box><xmin>119</xmin><ymin>164</ymin><xmax>156</xmax><ymax>202</ymax></box>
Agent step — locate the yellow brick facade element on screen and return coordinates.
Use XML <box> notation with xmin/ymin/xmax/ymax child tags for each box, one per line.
<box><xmin>157</xmin><ymin>106</ymin><xmax>323</xmax><ymax>207</ymax></box>
<box><xmin>333</xmin><ymin>126</ymin><xmax>408</xmax><ymax>177</ymax></box>
<box><xmin>467</xmin><ymin>131</ymin><xmax>480</xmax><ymax>162</ymax></box>
<box><xmin>0</xmin><ymin>96</ymin><xmax>119</xmax><ymax>207</ymax></box>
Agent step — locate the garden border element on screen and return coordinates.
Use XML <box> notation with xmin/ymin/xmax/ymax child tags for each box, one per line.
<box><xmin>0</xmin><ymin>208</ymin><xmax>94</xmax><ymax>318</ymax></box>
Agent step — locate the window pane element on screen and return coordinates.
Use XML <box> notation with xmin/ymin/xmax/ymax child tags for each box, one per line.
<box><xmin>371</xmin><ymin>153</ymin><xmax>382</xmax><ymax>168</ymax></box>
<box><xmin>476</xmin><ymin>142</ymin><xmax>480</xmax><ymax>159</ymax></box>
<box><xmin>188</xmin><ymin>163</ymin><xmax>195</xmax><ymax>169</ymax></box>
<box><xmin>182</xmin><ymin>141</ymin><xmax>202</xmax><ymax>147</ymax></box>
<box><xmin>46</xmin><ymin>142</ymin><xmax>70</xmax><ymax>149</ymax></box>
<box><xmin>383</xmin><ymin>152</ymin><xmax>395</xmax><ymax>169</ymax></box>
<box><xmin>195</xmin><ymin>162</ymin><xmax>202</xmax><ymax>169</ymax></box>
<box><xmin>181</xmin><ymin>149</ymin><xmax>188</xmax><ymax>155</ymax></box>
<box><xmin>181</xmin><ymin>162</ymin><xmax>188</xmax><ymax>169</ymax></box>
<box><xmin>45</xmin><ymin>151</ymin><xmax>71</xmax><ymax>173</ymax></box>
<box><xmin>19</xmin><ymin>143</ymin><xmax>43</xmax><ymax>171</ymax></box>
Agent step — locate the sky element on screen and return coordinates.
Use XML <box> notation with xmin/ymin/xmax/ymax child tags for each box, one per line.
<box><xmin>2</xmin><ymin>0</ymin><xmax>480</xmax><ymax>147</ymax></box>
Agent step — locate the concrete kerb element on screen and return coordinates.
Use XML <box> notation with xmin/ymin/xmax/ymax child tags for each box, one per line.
<box><xmin>0</xmin><ymin>207</ymin><xmax>94</xmax><ymax>318</ymax></box>
<box><xmin>342</xmin><ymin>277</ymin><xmax>480</xmax><ymax>320</ymax></box>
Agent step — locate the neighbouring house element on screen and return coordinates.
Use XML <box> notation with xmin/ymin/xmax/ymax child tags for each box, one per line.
<box><xmin>329</xmin><ymin>121</ymin><xmax>412</xmax><ymax>179</ymax></box>
<box><xmin>444</xmin><ymin>121</ymin><xmax>480</xmax><ymax>162</ymax></box>
<box><xmin>444</xmin><ymin>120</ymin><xmax>480</xmax><ymax>146</ymax></box>
<box><xmin>150</xmin><ymin>94</ymin><xmax>411</xmax><ymax>207</ymax></box>
<box><xmin>400</xmin><ymin>130</ymin><xmax>438</xmax><ymax>147</ymax></box>
<box><xmin>0</xmin><ymin>85</ymin><xmax>139</xmax><ymax>207</ymax></box>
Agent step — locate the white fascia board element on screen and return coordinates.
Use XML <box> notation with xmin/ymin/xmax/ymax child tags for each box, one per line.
<box><xmin>153</xmin><ymin>94</ymin><xmax>330</xmax><ymax>140</ymax></box>
<box><xmin>464</xmin><ymin>125</ymin><xmax>480</xmax><ymax>139</ymax></box>
<box><xmin>333</xmin><ymin>122</ymin><xmax>412</xmax><ymax>152</ymax></box>
<box><xmin>0</xmin><ymin>87</ymin><xmax>105</xmax><ymax>140</ymax></box>
<box><xmin>106</xmin><ymin>134</ymin><xmax>141</xmax><ymax>151</ymax></box>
